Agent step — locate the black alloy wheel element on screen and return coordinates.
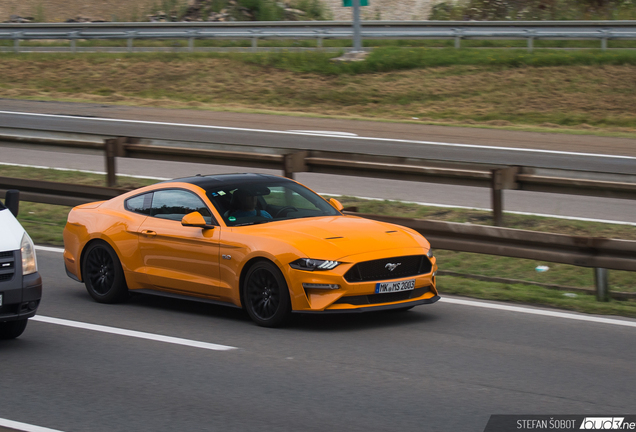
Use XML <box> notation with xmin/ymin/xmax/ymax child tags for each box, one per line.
<box><xmin>83</xmin><ymin>242</ymin><xmax>129</xmax><ymax>304</ymax></box>
<box><xmin>243</xmin><ymin>261</ymin><xmax>291</xmax><ymax>327</ymax></box>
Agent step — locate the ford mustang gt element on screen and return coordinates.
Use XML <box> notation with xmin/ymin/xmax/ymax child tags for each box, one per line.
<box><xmin>63</xmin><ymin>173</ymin><xmax>439</xmax><ymax>327</ymax></box>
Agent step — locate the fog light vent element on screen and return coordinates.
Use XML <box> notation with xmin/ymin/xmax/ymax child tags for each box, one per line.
<box><xmin>302</xmin><ymin>283</ymin><xmax>340</xmax><ymax>290</ymax></box>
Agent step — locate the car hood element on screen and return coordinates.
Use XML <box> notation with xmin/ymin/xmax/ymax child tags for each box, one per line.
<box><xmin>0</xmin><ymin>208</ymin><xmax>25</xmax><ymax>252</ymax></box>
<box><xmin>247</xmin><ymin>215</ymin><xmax>427</xmax><ymax>260</ymax></box>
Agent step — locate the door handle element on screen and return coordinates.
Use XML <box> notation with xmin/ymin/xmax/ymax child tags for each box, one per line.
<box><xmin>141</xmin><ymin>230</ymin><xmax>157</xmax><ymax>237</ymax></box>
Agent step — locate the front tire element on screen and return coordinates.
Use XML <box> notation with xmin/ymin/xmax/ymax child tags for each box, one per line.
<box><xmin>83</xmin><ymin>242</ymin><xmax>129</xmax><ymax>304</ymax></box>
<box><xmin>243</xmin><ymin>261</ymin><xmax>291</xmax><ymax>327</ymax></box>
<box><xmin>0</xmin><ymin>319</ymin><xmax>28</xmax><ymax>340</ymax></box>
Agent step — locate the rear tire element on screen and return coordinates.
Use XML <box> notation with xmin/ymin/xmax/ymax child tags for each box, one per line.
<box><xmin>0</xmin><ymin>319</ymin><xmax>28</xmax><ymax>340</ymax></box>
<box><xmin>243</xmin><ymin>261</ymin><xmax>291</xmax><ymax>328</ymax></box>
<box><xmin>83</xmin><ymin>241</ymin><xmax>129</xmax><ymax>304</ymax></box>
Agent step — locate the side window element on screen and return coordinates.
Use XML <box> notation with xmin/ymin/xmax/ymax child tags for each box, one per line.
<box><xmin>150</xmin><ymin>189</ymin><xmax>215</xmax><ymax>224</ymax></box>
<box><xmin>125</xmin><ymin>193</ymin><xmax>153</xmax><ymax>215</ymax></box>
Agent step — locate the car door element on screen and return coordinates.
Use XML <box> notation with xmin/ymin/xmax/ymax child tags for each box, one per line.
<box><xmin>136</xmin><ymin>188</ymin><xmax>222</xmax><ymax>298</ymax></box>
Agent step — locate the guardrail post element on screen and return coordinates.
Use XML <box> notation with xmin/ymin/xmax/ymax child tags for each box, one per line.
<box><xmin>453</xmin><ymin>29</ymin><xmax>462</xmax><ymax>49</ymax></box>
<box><xmin>13</xmin><ymin>32</ymin><xmax>22</xmax><ymax>53</ymax></box>
<box><xmin>251</xmin><ymin>36</ymin><xmax>258</xmax><ymax>52</ymax></box>
<box><xmin>595</xmin><ymin>267</ymin><xmax>609</xmax><ymax>301</ymax></box>
<box><xmin>70</xmin><ymin>31</ymin><xmax>79</xmax><ymax>54</ymax></box>
<box><xmin>600</xmin><ymin>30</ymin><xmax>609</xmax><ymax>51</ymax></box>
<box><xmin>492</xmin><ymin>171</ymin><xmax>504</xmax><ymax>226</ymax></box>
<box><xmin>284</xmin><ymin>151</ymin><xmax>308</xmax><ymax>179</ymax></box>
<box><xmin>127</xmin><ymin>31</ymin><xmax>136</xmax><ymax>53</ymax></box>
<box><xmin>526</xmin><ymin>30</ymin><xmax>535</xmax><ymax>53</ymax></box>
<box><xmin>104</xmin><ymin>137</ymin><xmax>128</xmax><ymax>187</ymax></box>
<box><xmin>187</xmin><ymin>30</ymin><xmax>197</xmax><ymax>52</ymax></box>
<box><xmin>491</xmin><ymin>167</ymin><xmax>519</xmax><ymax>226</ymax></box>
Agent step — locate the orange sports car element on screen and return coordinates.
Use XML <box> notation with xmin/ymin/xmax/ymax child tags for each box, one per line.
<box><xmin>63</xmin><ymin>174</ymin><xmax>438</xmax><ymax>327</ymax></box>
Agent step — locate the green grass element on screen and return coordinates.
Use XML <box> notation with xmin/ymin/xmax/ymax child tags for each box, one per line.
<box><xmin>2</xmin><ymin>165</ymin><xmax>635</xmax><ymax>317</ymax></box>
<box><xmin>240</xmin><ymin>47</ymin><xmax>636</xmax><ymax>75</ymax></box>
<box><xmin>435</xmin><ymin>250</ymin><xmax>636</xmax><ymax>294</ymax></box>
<box><xmin>439</xmin><ymin>276</ymin><xmax>636</xmax><ymax>318</ymax></box>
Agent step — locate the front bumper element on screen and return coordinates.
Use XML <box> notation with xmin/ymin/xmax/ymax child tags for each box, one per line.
<box><xmin>295</xmin><ymin>294</ymin><xmax>440</xmax><ymax>314</ymax></box>
<box><xmin>0</xmin><ymin>272</ymin><xmax>42</xmax><ymax>322</ymax></box>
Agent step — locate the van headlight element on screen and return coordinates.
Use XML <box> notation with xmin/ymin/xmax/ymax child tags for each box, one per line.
<box><xmin>21</xmin><ymin>232</ymin><xmax>38</xmax><ymax>275</ymax></box>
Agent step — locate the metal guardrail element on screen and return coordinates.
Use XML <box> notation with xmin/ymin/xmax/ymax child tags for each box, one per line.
<box><xmin>2</xmin><ymin>129</ymin><xmax>636</xmax><ymax>227</ymax></box>
<box><xmin>1</xmin><ymin>179</ymin><xmax>633</xmax><ymax>300</ymax></box>
<box><xmin>1</xmin><ymin>21</ymin><xmax>635</xmax><ymax>53</ymax></box>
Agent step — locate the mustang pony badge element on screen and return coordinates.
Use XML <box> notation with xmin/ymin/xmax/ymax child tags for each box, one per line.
<box><xmin>385</xmin><ymin>263</ymin><xmax>402</xmax><ymax>272</ymax></box>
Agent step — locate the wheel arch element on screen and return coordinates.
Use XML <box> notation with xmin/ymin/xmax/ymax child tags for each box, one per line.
<box><xmin>238</xmin><ymin>256</ymin><xmax>289</xmax><ymax>310</ymax></box>
<box><xmin>77</xmin><ymin>236</ymin><xmax>120</xmax><ymax>282</ymax></box>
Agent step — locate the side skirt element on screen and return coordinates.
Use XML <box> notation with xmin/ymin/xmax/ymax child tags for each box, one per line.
<box><xmin>132</xmin><ymin>289</ymin><xmax>242</xmax><ymax>309</ymax></box>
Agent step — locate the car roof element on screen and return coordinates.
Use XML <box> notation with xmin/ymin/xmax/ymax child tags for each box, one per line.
<box><xmin>161</xmin><ymin>173</ymin><xmax>293</xmax><ymax>190</ymax></box>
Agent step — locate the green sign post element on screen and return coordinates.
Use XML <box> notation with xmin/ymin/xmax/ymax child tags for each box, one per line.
<box><xmin>343</xmin><ymin>0</ymin><xmax>367</xmax><ymax>52</ymax></box>
<box><xmin>343</xmin><ymin>0</ymin><xmax>368</xmax><ymax>6</ymax></box>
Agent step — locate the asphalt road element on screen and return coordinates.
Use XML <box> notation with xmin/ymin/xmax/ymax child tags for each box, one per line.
<box><xmin>1</xmin><ymin>101</ymin><xmax>636</xmax><ymax>223</ymax></box>
<box><xmin>2</xmin><ymin>106</ymin><xmax>636</xmax><ymax>173</ymax></box>
<box><xmin>2</xmin><ymin>250</ymin><xmax>636</xmax><ymax>432</ymax></box>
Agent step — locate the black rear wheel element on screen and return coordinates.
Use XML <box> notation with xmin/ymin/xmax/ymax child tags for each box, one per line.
<box><xmin>83</xmin><ymin>242</ymin><xmax>129</xmax><ymax>303</ymax></box>
<box><xmin>243</xmin><ymin>261</ymin><xmax>291</xmax><ymax>327</ymax></box>
<box><xmin>0</xmin><ymin>319</ymin><xmax>28</xmax><ymax>340</ymax></box>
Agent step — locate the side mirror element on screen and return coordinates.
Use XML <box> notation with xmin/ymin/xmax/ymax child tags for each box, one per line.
<box><xmin>181</xmin><ymin>212</ymin><xmax>215</xmax><ymax>229</ymax></box>
<box><xmin>5</xmin><ymin>189</ymin><xmax>19</xmax><ymax>217</ymax></box>
<box><xmin>329</xmin><ymin>198</ymin><xmax>344</xmax><ymax>212</ymax></box>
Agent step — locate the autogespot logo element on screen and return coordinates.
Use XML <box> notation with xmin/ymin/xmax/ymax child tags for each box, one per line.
<box><xmin>580</xmin><ymin>417</ymin><xmax>635</xmax><ymax>430</ymax></box>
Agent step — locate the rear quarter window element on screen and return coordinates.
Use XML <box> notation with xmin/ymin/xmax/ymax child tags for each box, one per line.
<box><xmin>125</xmin><ymin>193</ymin><xmax>153</xmax><ymax>215</ymax></box>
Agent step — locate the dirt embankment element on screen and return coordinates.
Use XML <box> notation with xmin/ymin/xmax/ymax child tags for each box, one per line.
<box><xmin>1</xmin><ymin>0</ymin><xmax>155</xmax><ymax>23</ymax></box>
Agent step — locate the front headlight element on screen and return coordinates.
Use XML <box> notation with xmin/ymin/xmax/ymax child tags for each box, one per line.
<box><xmin>427</xmin><ymin>248</ymin><xmax>434</xmax><ymax>258</ymax></box>
<box><xmin>290</xmin><ymin>258</ymin><xmax>340</xmax><ymax>271</ymax></box>
<box><xmin>21</xmin><ymin>232</ymin><xmax>38</xmax><ymax>275</ymax></box>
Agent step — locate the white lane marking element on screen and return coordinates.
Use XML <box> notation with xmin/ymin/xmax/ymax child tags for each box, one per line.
<box><xmin>0</xmin><ymin>418</ymin><xmax>64</xmax><ymax>432</ymax></box>
<box><xmin>31</xmin><ymin>316</ymin><xmax>238</xmax><ymax>351</ymax></box>
<box><xmin>0</xmin><ymin>162</ymin><xmax>166</xmax><ymax>181</ymax></box>
<box><xmin>2</xmin><ymin>110</ymin><xmax>635</xmax><ymax>161</ymax></box>
<box><xmin>287</xmin><ymin>130</ymin><xmax>359</xmax><ymax>137</ymax></box>
<box><xmin>441</xmin><ymin>297</ymin><xmax>636</xmax><ymax>329</ymax></box>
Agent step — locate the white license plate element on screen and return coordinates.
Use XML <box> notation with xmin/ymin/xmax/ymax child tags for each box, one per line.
<box><xmin>375</xmin><ymin>279</ymin><xmax>415</xmax><ymax>294</ymax></box>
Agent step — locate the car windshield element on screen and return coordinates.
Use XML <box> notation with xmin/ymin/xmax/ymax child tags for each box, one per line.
<box><xmin>205</xmin><ymin>180</ymin><xmax>341</xmax><ymax>226</ymax></box>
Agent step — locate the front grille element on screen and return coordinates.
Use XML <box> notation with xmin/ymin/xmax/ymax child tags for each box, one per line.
<box><xmin>334</xmin><ymin>287</ymin><xmax>431</xmax><ymax>306</ymax></box>
<box><xmin>344</xmin><ymin>255</ymin><xmax>432</xmax><ymax>283</ymax></box>
<box><xmin>0</xmin><ymin>250</ymin><xmax>16</xmax><ymax>283</ymax></box>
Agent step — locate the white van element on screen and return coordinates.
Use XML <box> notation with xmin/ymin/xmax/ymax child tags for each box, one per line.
<box><xmin>0</xmin><ymin>190</ymin><xmax>42</xmax><ymax>339</ymax></box>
